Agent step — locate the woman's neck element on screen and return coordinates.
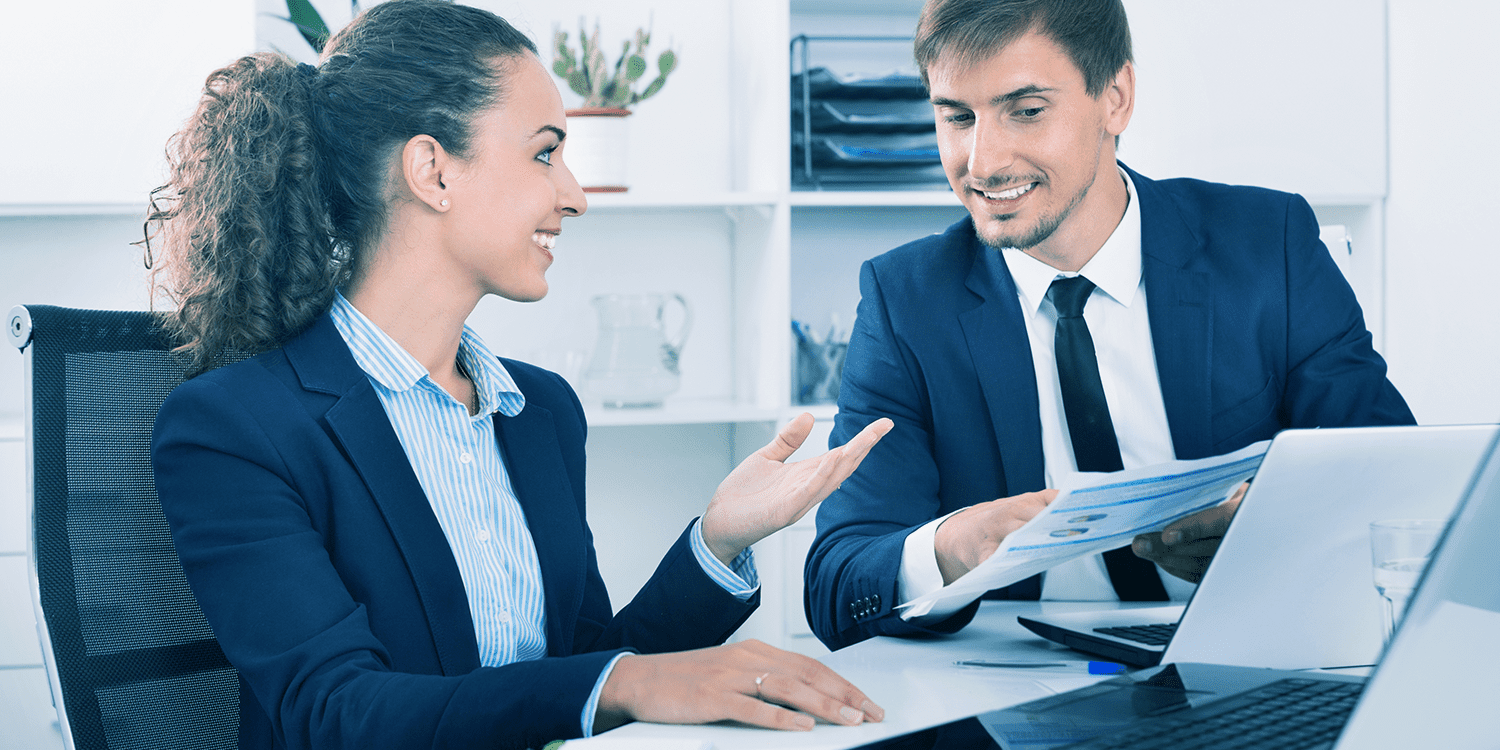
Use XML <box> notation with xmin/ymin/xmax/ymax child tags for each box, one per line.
<box><xmin>342</xmin><ymin>232</ymin><xmax>482</xmax><ymax>409</ymax></box>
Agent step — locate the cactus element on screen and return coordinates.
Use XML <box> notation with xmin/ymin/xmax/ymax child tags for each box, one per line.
<box><xmin>553</xmin><ymin>20</ymin><xmax>678</xmax><ymax>110</ymax></box>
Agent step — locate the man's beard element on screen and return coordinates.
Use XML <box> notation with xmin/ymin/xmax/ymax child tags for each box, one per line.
<box><xmin>976</xmin><ymin>170</ymin><xmax>1094</xmax><ymax>252</ymax></box>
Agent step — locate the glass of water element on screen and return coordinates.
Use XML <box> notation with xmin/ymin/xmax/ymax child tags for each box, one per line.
<box><xmin>1368</xmin><ymin>519</ymin><xmax>1444</xmax><ymax>644</ymax></box>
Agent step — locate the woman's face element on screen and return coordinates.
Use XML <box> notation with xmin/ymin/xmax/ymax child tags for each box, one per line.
<box><xmin>441</xmin><ymin>54</ymin><xmax>587</xmax><ymax>303</ymax></box>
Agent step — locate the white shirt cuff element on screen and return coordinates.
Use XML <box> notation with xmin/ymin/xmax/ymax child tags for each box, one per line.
<box><xmin>897</xmin><ymin>509</ymin><xmax>980</xmax><ymax>622</ymax></box>
<box><xmin>582</xmin><ymin>651</ymin><xmax>632</xmax><ymax>737</ymax></box>
<box><xmin>689</xmin><ymin>517</ymin><xmax>759</xmax><ymax>600</ymax></box>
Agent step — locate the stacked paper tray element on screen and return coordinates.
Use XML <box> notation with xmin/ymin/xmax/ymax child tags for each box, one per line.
<box><xmin>791</xmin><ymin>65</ymin><xmax>947</xmax><ymax>190</ymax></box>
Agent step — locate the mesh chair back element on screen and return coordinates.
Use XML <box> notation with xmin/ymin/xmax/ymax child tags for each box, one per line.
<box><xmin>9</xmin><ymin>305</ymin><xmax>238</xmax><ymax>750</ymax></box>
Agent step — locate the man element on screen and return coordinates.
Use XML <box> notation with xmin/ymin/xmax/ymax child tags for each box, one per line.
<box><xmin>804</xmin><ymin>0</ymin><xmax>1414</xmax><ymax>651</ymax></box>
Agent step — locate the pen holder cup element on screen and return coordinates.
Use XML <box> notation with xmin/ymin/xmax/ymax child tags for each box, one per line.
<box><xmin>795</xmin><ymin>337</ymin><xmax>847</xmax><ymax>405</ymax></box>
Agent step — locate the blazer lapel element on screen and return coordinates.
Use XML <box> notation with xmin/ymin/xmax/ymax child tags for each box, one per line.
<box><xmin>958</xmin><ymin>237</ymin><xmax>1047</xmax><ymax>494</ymax></box>
<box><xmin>1130</xmin><ymin>166</ymin><xmax>1215</xmax><ymax>459</ymax></box>
<box><xmin>285</xmin><ymin>316</ymin><xmax>482</xmax><ymax>676</ymax></box>
<box><xmin>492</xmin><ymin>402</ymin><xmax>586</xmax><ymax>656</ymax></box>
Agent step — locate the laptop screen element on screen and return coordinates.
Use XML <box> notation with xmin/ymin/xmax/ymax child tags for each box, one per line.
<box><xmin>1332</xmin><ymin>429</ymin><xmax>1500</xmax><ymax>748</ymax></box>
<box><xmin>848</xmin><ymin>428</ymin><xmax>1500</xmax><ymax>750</ymax></box>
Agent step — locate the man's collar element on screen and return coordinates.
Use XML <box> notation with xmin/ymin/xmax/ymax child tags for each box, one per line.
<box><xmin>1001</xmin><ymin>167</ymin><xmax>1143</xmax><ymax>314</ymax></box>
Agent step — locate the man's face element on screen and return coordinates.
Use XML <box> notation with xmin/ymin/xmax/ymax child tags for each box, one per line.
<box><xmin>928</xmin><ymin>32</ymin><xmax>1132</xmax><ymax>266</ymax></box>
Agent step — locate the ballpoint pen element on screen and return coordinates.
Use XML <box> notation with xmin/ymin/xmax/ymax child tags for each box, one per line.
<box><xmin>954</xmin><ymin>659</ymin><xmax>1126</xmax><ymax>675</ymax></box>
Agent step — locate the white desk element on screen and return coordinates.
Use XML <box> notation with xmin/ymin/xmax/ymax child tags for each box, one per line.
<box><xmin>574</xmin><ymin>600</ymin><xmax>1168</xmax><ymax>749</ymax></box>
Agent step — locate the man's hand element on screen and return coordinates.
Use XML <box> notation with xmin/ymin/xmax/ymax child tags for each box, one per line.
<box><xmin>701</xmin><ymin>414</ymin><xmax>893</xmax><ymax>565</ymax></box>
<box><xmin>1131</xmin><ymin>481</ymin><xmax>1249</xmax><ymax>582</ymax></box>
<box><xmin>594</xmin><ymin>639</ymin><xmax>885</xmax><ymax>733</ymax></box>
<box><xmin>933</xmin><ymin>490</ymin><xmax>1058</xmax><ymax>585</ymax></box>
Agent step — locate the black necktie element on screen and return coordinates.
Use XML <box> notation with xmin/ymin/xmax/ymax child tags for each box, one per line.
<box><xmin>1049</xmin><ymin>276</ymin><xmax>1168</xmax><ymax>601</ymax></box>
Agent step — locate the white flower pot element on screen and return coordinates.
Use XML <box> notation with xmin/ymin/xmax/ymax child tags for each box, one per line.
<box><xmin>564</xmin><ymin>108</ymin><xmax>631</xmax><ymax>192</ymax></box>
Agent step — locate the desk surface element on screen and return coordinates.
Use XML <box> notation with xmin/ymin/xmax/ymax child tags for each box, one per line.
<box><xmin>574</xmin><ymin>600</ymin><xmax>1168</xmax><ymax>750</ymax></box>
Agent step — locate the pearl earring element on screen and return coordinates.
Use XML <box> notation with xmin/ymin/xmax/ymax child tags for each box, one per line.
<box><xmin>440</xmin><ymin>199</ymin><xmax>449</xmax><ymax>207</ymax></box>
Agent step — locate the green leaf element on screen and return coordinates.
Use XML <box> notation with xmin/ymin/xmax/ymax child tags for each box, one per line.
<box><xmin>657</xmin><ymin>49</ymin><xmax>677</xmax><ymax>76</ymax></box>
<box><xmin>613</xmin><ymin>39</ymin><xmax>631</xmax><ymax>78</ymax></box>
<box><xmin>624</xmin><ymin>54</ymin><xmax>647</xmax><ymax>83</ymax></box>
<box><xmin>284</xmin><ymin>0</ymin><xmax>329</xmax><ymax>52</ymax></box>
<box><xmin>604</xmin><ymin>82</ymin><xmax>630</xmax><ymax>109</ymax></box>
<box><xmin>586</xmin><ymin>43</ymin><xmax>608</xmax><ymax>97</ymax></box>
<box><xmin>566</xmin><ymin>71</ymin><xmax>591</xmax><ymax>99</ymax></box>
<box><xmin>638</xmin><ymin>75</ymin><xmax>666</xmax><ymax>102</ymax></box>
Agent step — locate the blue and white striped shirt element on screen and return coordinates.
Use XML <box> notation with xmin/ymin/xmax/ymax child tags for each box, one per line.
<box><xmin>328</xmin><ymin>293</ymin><xmax>757</xmax><ymax>734</ymax></box>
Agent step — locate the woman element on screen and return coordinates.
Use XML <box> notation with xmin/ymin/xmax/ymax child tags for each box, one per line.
<box><xmin>144</xmin><ymin>2</ymin><xmax>891</xmax><ymax>748</ymax></box>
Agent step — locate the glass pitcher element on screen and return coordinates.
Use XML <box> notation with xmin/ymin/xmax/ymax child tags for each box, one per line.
<box><xmin>584</xmin><ymin>293</ymin><xmax>693</xmax><ymax>408</ymax></box>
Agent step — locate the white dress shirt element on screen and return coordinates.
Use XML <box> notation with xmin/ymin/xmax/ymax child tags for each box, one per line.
<box><xmin>899</xmin><ymin>169</ymin><xmax>1197</xmax><ymax>622</ymax></box>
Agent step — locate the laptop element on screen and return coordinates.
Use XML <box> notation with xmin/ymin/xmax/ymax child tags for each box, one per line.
<box><xmin>851</xmin><ymin>426</ymin><xmax>1500</xmax><ymax>749</ymax></box>
<box><xmin>1017</xmin><ymin>424</ymin><xmax>1497</xmax><ymax>668</ymax></box>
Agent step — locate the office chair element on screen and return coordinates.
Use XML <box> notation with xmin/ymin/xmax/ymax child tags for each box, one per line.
<box><xmin>7</xmin><ymin>305</ymin><xmax>238</xmax><ymax>750</ymax></box>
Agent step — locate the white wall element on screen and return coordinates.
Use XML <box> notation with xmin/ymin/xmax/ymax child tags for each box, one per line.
<box><xmin>1383</xmin><ymin>0</ymin><xmax>1500</xmax><ymax>425</ymax></box>
<box><xmin>2</xmin><ymin>1</ymin><xmax>1499</xmax><ymax>742</ymax></box>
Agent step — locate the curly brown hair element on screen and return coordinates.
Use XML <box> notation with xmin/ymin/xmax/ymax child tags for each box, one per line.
<box><xmin>141</xmin><ymin>0</ymin><xmax>537</xmax><ymax>376</ymax></box>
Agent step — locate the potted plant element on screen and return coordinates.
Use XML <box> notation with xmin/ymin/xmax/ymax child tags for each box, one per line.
<box><xmin>258</xmin><ymin>0</ymin><xmax>358</xmax><ymax>60</ymax></box>
<box><xmin>552</xmin><ymin>21</ymin><xmax>679</xmax><ymax>192</ymax></box>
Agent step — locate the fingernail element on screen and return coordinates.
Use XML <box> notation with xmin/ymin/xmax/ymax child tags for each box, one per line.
<box><xmin>1162</xmin><ymin>530</ymin><xmax>1181</xmax><ymax>545</ymax></box>
<box><xmin>862</xmin><ymin>700</ymin><xmax>885</xmax><ymax>722</ymax></box>
<box><xmin>1134</xmin><ymin>538</ymin><xmax>1153</xmax><ymax>554</ymax></box>
<box><xmin>840</xmin><ymin>706</ymin><xmax>864</xmax><ymax>724</ymax></box>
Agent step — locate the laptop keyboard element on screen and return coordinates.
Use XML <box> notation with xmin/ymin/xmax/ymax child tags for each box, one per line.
<box><xmin>1065</xmin><ymin>678</ymin><xmax>1363</xmax><ymax>750</ymax></box>
<box><xmin>1094</xmin><ymin>622</ymin><xmax>1178</xmax><ymax>646</ymax></box>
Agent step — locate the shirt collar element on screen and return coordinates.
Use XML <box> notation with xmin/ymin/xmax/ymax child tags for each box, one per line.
<box><xmin>1000</xmin><ymin>167</ymin><xmax>1143</xmax><ymax>315</ymax></box>
<box><xmin>328</xmin><ymin>291</ymin><xmax>525</xmax><ymax>418</ymax></box>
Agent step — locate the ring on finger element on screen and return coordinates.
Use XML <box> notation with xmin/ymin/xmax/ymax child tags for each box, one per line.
<box><xmin>754</xmin><ymin>672</ymin><xmax>770</xmax><ymax>698</ymax></box>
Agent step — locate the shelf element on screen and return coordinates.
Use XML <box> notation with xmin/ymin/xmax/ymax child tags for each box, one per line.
<box><xmin>0</xmin><ymin>204</ymin><xmax>144</xmax><ymax>218</ymax></box>
<box><xmin>789</xmin><ymin>190</ymin><xmax>960</xmax><ymax>207</ymax></box>
<box><xmin>792</xmin><ymin>0</ymin><xmax>925</xmax><ymax>13</ymax></box>
<box><xmin>0</xmin><ymin>193</ymin><xmax>784</xmax><ymax>219</ymax></box>
<box><xmin>1301</xmin><ymin>194</ymin><xmax>1386</xmax><ymax>207</ymax></box>
<box><xmin>791</xmin><ymin>403</ymin><xmax>838</xmax><ymax>421</ymax></box>
<box><xmin>582</xmin><ymin>398</ymin><xmax>780</xmax><ymax>427</ymax></box>
<box><xmin>581</xmin><ymin>192</ymin><xmax>779</xmax><ymax>211</ymax></box>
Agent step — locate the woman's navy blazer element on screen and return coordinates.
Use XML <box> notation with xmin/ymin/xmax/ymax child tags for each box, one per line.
<box><xmin>152</xmin><ymin>313</ymin><xmax>757</xmax><ymax>750</ymax></box>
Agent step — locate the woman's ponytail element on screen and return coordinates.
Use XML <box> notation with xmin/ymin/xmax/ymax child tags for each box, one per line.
<box><xmin>142</xmin><ymin>0</ymin><xmax>537</xmax><ymax>375</ymax></box>
<box><xmin>144</xmin><ymin>53</ymin><xmax>344</xmax><ymax>375</ymax></box>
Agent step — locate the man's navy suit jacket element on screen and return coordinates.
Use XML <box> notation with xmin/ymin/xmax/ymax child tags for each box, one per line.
<box><xmin>153</xmin><ymin>314</ymin><xmax>756</xmax><ymax>750</ymax></box>
<box><xmin>805</xmin><ymin>165</ymin><xmax>1414</xmax><ymax>651</ymax></box>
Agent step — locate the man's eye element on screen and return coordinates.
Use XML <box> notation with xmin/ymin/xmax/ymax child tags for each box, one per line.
<box><xmin>1016</xmin><ymin>107</ymin><xmax>1045</xmax><ymax>119</ymax></box>
<box><xmin>942</xmin><ymin>112</ymin><xmax>974</xmax><ymax>126</ymax></box>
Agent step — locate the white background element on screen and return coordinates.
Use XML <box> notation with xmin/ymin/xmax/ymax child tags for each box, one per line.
<box><xmin>1</xmin><ymin>1</ymin><xmax>1497</xmax><ymax>746</ymax></box>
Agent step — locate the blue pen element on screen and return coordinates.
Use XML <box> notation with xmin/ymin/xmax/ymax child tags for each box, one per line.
<box><xmin>954</xmin><ymin>659</ymin><xmax>1126</xmax><ymax>675</ymax></box>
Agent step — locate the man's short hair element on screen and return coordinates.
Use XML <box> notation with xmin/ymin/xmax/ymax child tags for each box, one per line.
<box><xmin>914</xmin><ymin>0</ymin><xmax>1133</xmax><ymax>97</ymax></box>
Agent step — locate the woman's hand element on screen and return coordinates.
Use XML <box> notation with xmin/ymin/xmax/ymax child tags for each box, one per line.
<box><xmin>700</xmin><ymin>414</ymin><xmax>893</xmax><ymax>565</ymax></box>
<box><xmin>594</xmin><ymin>639</ymin><xmax>884</xmax><ymax>733</ymax></box>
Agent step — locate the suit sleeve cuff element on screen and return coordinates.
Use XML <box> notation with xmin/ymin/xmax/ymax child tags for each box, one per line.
<box><xmin>898</xmin><ymin>509</ymin><xmax>977</xmax><ymax>622</ymax></box>
<box><xmin>690</xmin><ymin>517</ymin><xmax>759</xmax><ymax>601</ymax></box>
<box><xmin>581</xmin><ymin>652</ymin><xmax>633</xmax><ymax>737</ymax></box>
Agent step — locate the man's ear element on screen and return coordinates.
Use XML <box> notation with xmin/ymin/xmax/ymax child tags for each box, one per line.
<box><xmin>401</xmin><ymin>134</ymin><xmax>452</xmax><ymax>212</ymax></box>
<box><xmin>1103</xmin><ymin>60</ymin><xmax>1136</xmax><ymax>137</ymax></box>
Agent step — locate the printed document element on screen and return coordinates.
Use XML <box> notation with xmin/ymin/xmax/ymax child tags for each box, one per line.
<box><xmin>899</xmin><ymin>441</ymin><xmax>1270</xmax><ymax>617</ymax></box>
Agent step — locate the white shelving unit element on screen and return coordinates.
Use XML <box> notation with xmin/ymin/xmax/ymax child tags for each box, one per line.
<box><xmin>0</xmin><ymin>0</ymin><xmax>1390</xmax><ymax>661</ymax></box>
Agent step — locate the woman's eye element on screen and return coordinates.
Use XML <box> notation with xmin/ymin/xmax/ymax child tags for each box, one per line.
<box><xmin>537</xmin><ymin>146</ymin><xmax>556</xmax><ymax>165</ymax></box>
